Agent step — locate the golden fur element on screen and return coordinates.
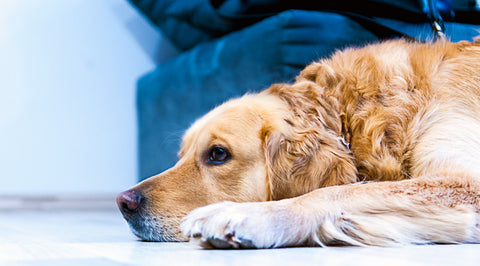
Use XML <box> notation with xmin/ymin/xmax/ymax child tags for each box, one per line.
<box><xmin>122</xmin><ymin>39</ymin><xmax>480</xmax><ymax>247</ymax></box>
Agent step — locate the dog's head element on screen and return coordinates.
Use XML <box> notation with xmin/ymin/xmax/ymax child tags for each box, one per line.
<box><xmin>117</xmin><ymin>81</ymin><xmax>356</xmax><ymax>241</ymax></box>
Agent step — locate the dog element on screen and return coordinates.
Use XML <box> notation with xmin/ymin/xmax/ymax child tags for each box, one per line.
<box><xmin>117</xmin><ymin>39</ymin><xmax>480</xmax><ymax>248</ymax></box>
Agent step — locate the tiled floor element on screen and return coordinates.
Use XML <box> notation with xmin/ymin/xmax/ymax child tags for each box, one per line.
<box><xmin>1</xmin><ymin>208</ymin><xmax>480</xmax><ymax>266</ymax></box>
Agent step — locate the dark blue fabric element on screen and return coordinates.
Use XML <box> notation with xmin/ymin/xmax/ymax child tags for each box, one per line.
<box><xmin>132</xmin><ymin>0</ymin><xmax>480</xmax><ymax>180</ymax></box>
<box><xmin>129</xmin><ymin>0</ymin><xmax>238</xmax><ymax>50</ymax></box>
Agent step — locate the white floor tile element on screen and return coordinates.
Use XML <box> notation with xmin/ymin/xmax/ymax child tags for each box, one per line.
<box><xmin>1</xmin><ymin>210</ymin><xmax>479</xmax><ymax>266</ymax></box>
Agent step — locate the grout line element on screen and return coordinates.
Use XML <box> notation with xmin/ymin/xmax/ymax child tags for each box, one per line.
<box><xmin>0</xmin><ymin>194</ymin><xmax>119</xmax><ymax>211</ymax></box>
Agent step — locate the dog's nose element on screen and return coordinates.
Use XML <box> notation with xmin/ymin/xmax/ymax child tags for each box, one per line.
<box><xmin>116</xmin><ymin>189</ymin><xmax>143</xmax><ymax>216</ymax></box>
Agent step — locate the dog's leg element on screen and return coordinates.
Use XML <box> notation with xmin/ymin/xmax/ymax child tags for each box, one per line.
<box><xmin>181</xmin><ymin>175</ymin><xmax>480</xmax><ymax>248</ymax></box>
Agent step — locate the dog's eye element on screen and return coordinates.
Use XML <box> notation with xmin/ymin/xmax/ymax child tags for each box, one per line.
<box><xmin>207</xmin><ymin>146</ymin><xmax>231</xmax><ymax>165</ymax></box>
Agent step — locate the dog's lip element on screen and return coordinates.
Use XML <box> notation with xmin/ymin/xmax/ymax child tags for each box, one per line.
<box><xmin>125</xmin><ymin>212</ymin><xmax>183</xmax><ymax>242</ymax></box>
<box><xmin>119</xmin><ymin>209</ymin><xmax>135</xmax><ymax>221</ymax></box>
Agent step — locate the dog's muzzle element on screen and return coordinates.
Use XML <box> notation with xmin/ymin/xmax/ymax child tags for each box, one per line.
<box><xmin>116</xmin><ymin>189</ymin><xmax>180</xmax><ymax>241</ymax></box>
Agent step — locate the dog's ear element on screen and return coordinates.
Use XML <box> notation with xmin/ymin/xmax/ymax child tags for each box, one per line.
<box><xmin>263</xmin><ymin>83</ymin><xmax>357</xmax><ymax>200</ymax></box>
<box><xmin>261</xmin><ymin>117</ymin><xmax>294</xmax><ymax>201</ymax></box>
<box><xmin>299</xmin><ymin>62</ymin><xmax>340</xmax><ymax>87</ymax></box>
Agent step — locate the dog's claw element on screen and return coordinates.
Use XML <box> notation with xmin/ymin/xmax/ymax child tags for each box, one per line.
<box><xmin>205</xmin><ymin>236</ymin><xmax>257</xmax><ymax>249</ymax></box>
<box><xmin>237</xmin><ymin>237</ymin><xmax>256</xmax><ymax>249</ymax></box>
<box><xmin>207</xmin><ymin>237</ymin><xmax>234</xmax><ymax>249</ymax></box>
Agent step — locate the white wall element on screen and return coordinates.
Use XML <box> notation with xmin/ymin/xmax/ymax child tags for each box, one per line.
<box><xmin>0</xmin><ymin>0</ymin><xmax>176</xmax><ymax>194</ymax></box>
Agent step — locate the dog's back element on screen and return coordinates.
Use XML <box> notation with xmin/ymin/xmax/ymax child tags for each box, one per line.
<box><xmin>297</xmin><ymin>39</ymin><xmax>480</xmax><ymax>181</ymax></box>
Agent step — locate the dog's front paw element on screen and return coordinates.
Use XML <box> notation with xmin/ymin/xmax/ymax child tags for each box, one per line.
<box><xmin>181</xmin><ymin>201</ymin><xmax>268</xmax><ymax>248</ymax></box>
<box><xmin>181</xmin><ymin>200</ymin><xmax>312</xmax><ymax>249</ymax></box>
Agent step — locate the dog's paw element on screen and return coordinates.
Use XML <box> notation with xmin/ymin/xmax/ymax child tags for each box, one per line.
<box><xmin>181</xmin><ymin>201</ymin><xmax>278</xmax><ymax>249</ymax></box>
<box><xmin>181</xmin><ymin>200</ymin><xmax>312</xmax><ymax>249</ymax></box>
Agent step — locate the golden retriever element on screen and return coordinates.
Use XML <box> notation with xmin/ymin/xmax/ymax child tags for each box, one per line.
<box><xmin>117</xmin><ymin>39</ymin><xmax>480</xmax><ymax>248</ymax></box>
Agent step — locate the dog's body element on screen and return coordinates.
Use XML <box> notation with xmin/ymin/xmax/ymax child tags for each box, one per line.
<box><xmin>118</xmin><ymin>39</ymin><xmax>480</xmax><ymax>248</ymax></box>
